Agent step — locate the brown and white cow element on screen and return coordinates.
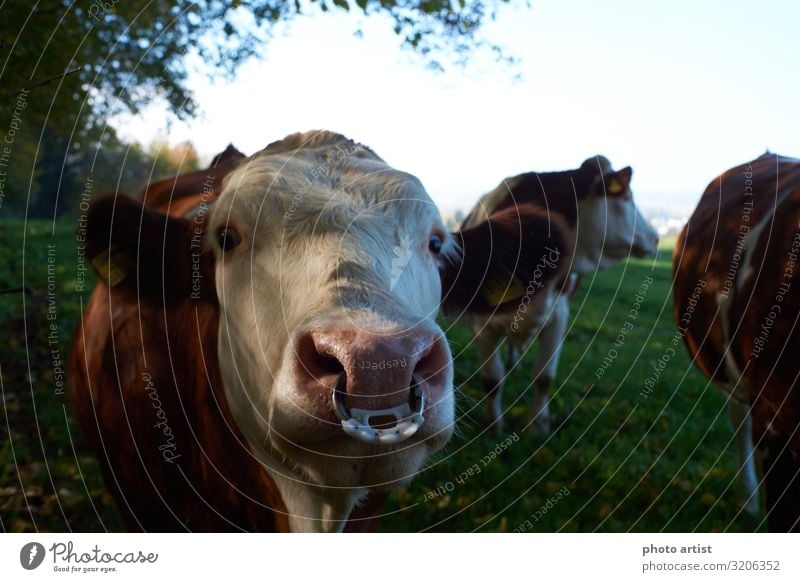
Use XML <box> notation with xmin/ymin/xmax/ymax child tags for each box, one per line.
<box><xmin>69</xmin><ymin>130</ymin><xmax>569</xmax><ymax>532</ymax></box>
<box><xmin>674</xmin><ymin>152</ymin><xmax>800</xmax><ymax>531</ymax></box>
<box><xmin>461</xmin><ymin>157</ymin><xmax>659</xmax><ymax>436</ymax></box>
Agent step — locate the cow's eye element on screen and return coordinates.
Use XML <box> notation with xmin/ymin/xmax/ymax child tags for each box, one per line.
<box><xmin>429</xmin><ymin>234</ymin><xmax>443</xmax><ymax>254</ymax></box>
<box><xmin>218</xmin><ymin>227</ymin><xmax>241</xmax><ymax>252</ymax></box>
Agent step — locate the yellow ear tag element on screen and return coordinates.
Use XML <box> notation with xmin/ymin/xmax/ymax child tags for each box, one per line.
<box><xmin>485</xmin><ymin>279</ymin><xmax>525</xmax><ymax>306</ymax></box>
<box><xmin>607</xmin><ymin>179</ymin><xmax>623</xmax><ymax>194</ymax></box>
<box><xmin>91</xmin><ymin>248</ymin><xmax>130</xmax><ymax>287</ymax></box>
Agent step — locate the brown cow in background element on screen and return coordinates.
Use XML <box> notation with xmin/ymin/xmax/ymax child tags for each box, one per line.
<box><xmin>673</xmin><ymin>152</ymin><xmax>800</xmax><ymax>531</ymax></box>
<box><xmin>463</xmin><ymin>157</ymin><xmax>659</xmax><ymax>436</ymax></box>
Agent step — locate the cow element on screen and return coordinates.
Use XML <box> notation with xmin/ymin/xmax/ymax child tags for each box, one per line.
<box><xmin>461</xmin><ymin>156</ymin><xmax>659</xmax><ymax>436</ymax></box>
<box><xmin>673</xmin><ymin>152</ymin><xmax>800</xmax><ymax>531</ymax></box>
<box><xmin>68</xmin><ymin>130</ymin><xmax>570</xmax><ymax>532</ymax></box>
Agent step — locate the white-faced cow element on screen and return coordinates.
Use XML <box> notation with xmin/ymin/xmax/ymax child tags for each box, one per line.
<box><xmin>461</xmin><ymin>156</ymin><xmax>659</xmax><ymax>436</ymax></box>
<box><xmin>69</xmin><ymin>131</ymin><xmax>569</xmax><ymax>532</ymax></box>
<box><xmin>674</xmin><ymin>152</ymin><xmax>800</xmax><ymax>531</ymax></box>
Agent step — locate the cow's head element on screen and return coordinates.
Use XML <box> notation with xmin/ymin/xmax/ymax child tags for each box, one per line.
<box><xmin>86</xmin><ymin>131</ymin><xmax>567</xmax><ymax>525</ymax></box>
<box><xmin>209</xmin><ymin>132</ymin><xmax>460</xmax><ymax>493</ymax></box>
<box><xmin>572</xmin><ymin>156</ymin><xmax>660</xmax><ymax>273</ymax></box>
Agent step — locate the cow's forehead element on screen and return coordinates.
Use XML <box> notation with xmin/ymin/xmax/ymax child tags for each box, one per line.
<box><xmin>209</xmin><ymin>132</ymin><xmax>442</xmax><ymax>236</ymax></box>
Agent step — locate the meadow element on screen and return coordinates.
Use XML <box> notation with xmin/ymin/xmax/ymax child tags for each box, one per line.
<box><xmin>0</xmin><ymin>218</ymin><xmax>761</xmax><ymax>532</ymax></box>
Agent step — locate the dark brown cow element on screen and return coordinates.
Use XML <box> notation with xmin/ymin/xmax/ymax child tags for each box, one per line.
<box><xmin>674</xmin><ymin>152</ymin><xmax>800</xmax><ymax>531</ymax></box>
<box><xmin>69</xmin><ymin>130</ymin><xmax>569</xmax><ymax>532</ymax></box>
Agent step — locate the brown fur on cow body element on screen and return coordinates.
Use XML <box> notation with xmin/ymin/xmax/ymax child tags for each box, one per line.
<box><xmin>442</xmin><ymin>202</ymin><xmax>572</xmax><ymax>316</ymax></box>
<box><xmin>673</xmin><ymin>153</ymin><xmax>800</xmax><ymax>531</ymax></box>
<box><xmin>70</xmin><ymin>147</ymin><xmax>293</xmax><ymax>531</ymax></box>
<box><xmin>479</xmin><ymin>164</ymin><xmax>609</xmax><ymax>226</ymax></box>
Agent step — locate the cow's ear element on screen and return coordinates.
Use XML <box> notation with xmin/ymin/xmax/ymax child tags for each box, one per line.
<box><xmin>602</xmin><ymin>166</ymin><xmax>633</xmax><ymax>198</ymax></box>
<box><xmin>440</xmin><ymin>203</ymin><xmax>571</xmax><ymax>316</ymax></box>
<box><xmin>85</xmin><ymin>193</ymin><xmax>216</xmax><ymax>304</ymax></box>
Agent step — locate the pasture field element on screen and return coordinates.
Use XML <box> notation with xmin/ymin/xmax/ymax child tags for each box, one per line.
<box><xmin>0</xmin><ymin>218</ymin><xmax>760</xmax><ymax>532</ymax></box>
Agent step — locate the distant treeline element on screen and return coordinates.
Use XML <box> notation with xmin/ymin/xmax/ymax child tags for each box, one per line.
<box><xmin>0</xmin><ymin>121</ymin><xmax>200</xmax><ymax>219</ymax></box>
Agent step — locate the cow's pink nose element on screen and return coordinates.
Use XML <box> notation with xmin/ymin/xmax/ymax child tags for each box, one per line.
<box><xmin>295</xmin><ymin>327</ymin><xmax>448</xmax><ymax>417</ymax></box>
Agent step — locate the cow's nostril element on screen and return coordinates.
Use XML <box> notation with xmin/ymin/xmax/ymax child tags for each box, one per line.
<box><xmin>317</xmin><ymin>354</ymin><xmax>343</xmax><ymax>374</ymax></box>
<box><xmin>296</xmin><ymin>332</ymin><xmax>344</xmax><ymax>381</ymax></box>
<box><xmin>412</xmin><ymin>336</ymin><xmax>448</xmax><ymax>385</ymax></box>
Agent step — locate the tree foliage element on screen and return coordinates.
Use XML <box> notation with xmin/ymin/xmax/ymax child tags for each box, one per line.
<box><xmin>0</xmin><ymin>0</ymin><xmax>514</xmax><ymax>217</ymax></box>
<box><xmin>1</xmin><ymin>1</ymin><xmax>513</xmax><ymax>139</ymax></box>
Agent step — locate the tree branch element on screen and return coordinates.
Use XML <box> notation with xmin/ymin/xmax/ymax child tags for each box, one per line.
<box><xmin>2</xmin><ymin>67</ymin><xmax>82</xmax><ymax>103</ymax></box>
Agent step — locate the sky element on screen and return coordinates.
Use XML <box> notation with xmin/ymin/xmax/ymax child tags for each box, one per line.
<box><xmin>113</xmin><ymin>0</ymin><xmax>800</xmax><ymax>216</ymax></box>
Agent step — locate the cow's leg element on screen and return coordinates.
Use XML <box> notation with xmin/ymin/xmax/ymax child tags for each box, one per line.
<box><xmin>528</xmin><ymin>295</ymin><xmax>569</xmax><ymax>437</ymax></box>
<box><xmin>475</xmin><ymin>328</ymin><xmax>506</xmax><ymax>435</ymax></box>
<box><xmin>761</xmin><ymin>440</ymin><xmax>800</xmax><ymax>532</ymax></box>
<box><xmin>728</xmin><ymin>399</ymin><xmax>760</xmax><ymax>516</ymax></box>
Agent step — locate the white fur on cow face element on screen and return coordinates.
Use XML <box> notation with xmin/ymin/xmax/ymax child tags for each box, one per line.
<box><xmin>205</xmin><ymin>132</ymin><xmax>455</xmax><ymax>529</ymax></box>
<box><xmin>572</xmin><ymin>185</ymin><xmax>659</xmax><ymax>274</ymax></box>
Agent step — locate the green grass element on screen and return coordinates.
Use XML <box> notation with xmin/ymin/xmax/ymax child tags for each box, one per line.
<box><xmin>0</xmin><ymin>220</ymin><xmax>757</xmax><ymax>532</ymax></box>
<box><xmin>0</xmin><ymin>217</ymin><xmax>121</xmax><ymax>532</ymax></box>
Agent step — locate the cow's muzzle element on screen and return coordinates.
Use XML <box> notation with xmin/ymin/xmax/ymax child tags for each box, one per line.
<box><xmin>633</xmin><ymin>232</ymin><xmax>660</xmax><ymax>258</ymax></box>
<box><xmin>332</xmin><ymin>374</ymin><xmax>425</xmax><ymax>444</ymax></box>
